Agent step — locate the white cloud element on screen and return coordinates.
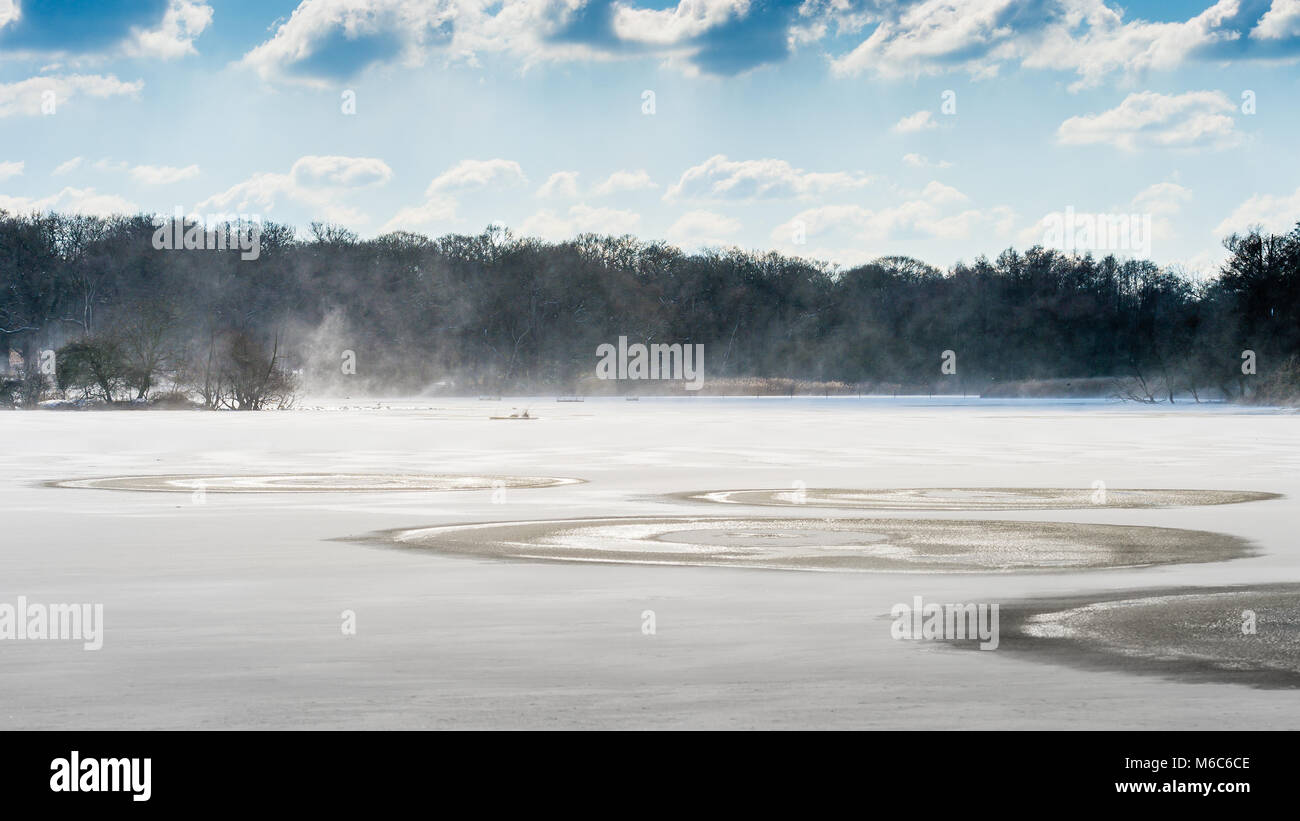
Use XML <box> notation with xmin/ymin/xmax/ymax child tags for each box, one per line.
<box><xmin>198</xmin><ymin>155</ymin><xmax>392</xmax><ymax>224</ymax></box>
<box><xmin>665</xmin><ymin>154</ymin><xmax>872</xmax><ymax>201</ymax></box>
<box><xmin>592</xmin><ymin>169</ymin><xmax>657</xmax><ymax>196</ymax></box>
<box><xmin>379</xmin><ymin>196</ymin><xmax>458</xmax><ymax>234</ymax></box>
<box><xmin>426</xmin><ymin>158</ymin><xmax>526</xmax><ymax>195</ymax></box>
<box><xmin>919</xmin><ymin>180</ymin><xmax>967</xmax><ymax>205</ymax></box>
<box><xmin>227</xmin><ymin>0</ymin><xmax>1300</xmax><ymax>88</ymax></box>
<box><xmin>0</xmin><ymin>161</ymin><xmax>23</xmax><ymax>181</ymax></box>
<box><xmin>124</xmin><ymin>0</ymin><xmax>214</xmax><ymax>60</ymax></box>
<box><xmin>1215</xmin><ymin>187</ymin><xmax>1300</xmax><ymax>235</ymax></box>
<box><xmin>1017</xmin><ymin>0</ymin><xmax>1243</xmax><ymax>90</ymax></box>
<box><xmin>0</xmin><ymin>75</ymin><xmax>143</xmax><ymax>118</ymax></box>
<box><xmin>1252</xmin><ymin>0</ymin><xmax>1300</xmax><ymax>40</ymax></box>
<box><xmin>1057</xmin><ymin>91</ymin><xmax>1241</xmax><ymax>151</ymax></box>
<box><xmin>536</xmin><ymin>171</ymin><xmax>580</xmax><ymax>199</ymax></box>
<box><xmin>1165</xmin><ymin>248</ymin><xmax>1228</xmax><ymax>280</ymax></box>
<box><xmin>199</xmin><ymin>173</ymin><xmax>306</xmax><ymax>215</ymax></box>
<box><xmin>53</xmin><ymin>157</ymin><xmax>83</xmax><ymax>176</ymax></box>
<box><xmin>833</xmin><ymin>0</ymin><xmax>1024</xmax><ymax>80</ymax></box>
<box><xmin>232</xmin><ymin>0</ymin><xmax>1300</xmax><ymax>90</ymax></box>
<box><xmin>240</xmin><ymin>0</ymin><xmax>459</xmax><ymax>86</ymax></box>
<box><xmin>1131</xmin><ymin>182</ymin><xmax>1193</xmax><ymax>247</ymax></box>
<box><xmin>0</xmin><ymin>187</ymin><xmax>138</xmax><ymax>217</ymax></box>
<box><xmin>665</xmin><ymin>209</ymin><xmax>741</xmax><ymax>247</ymax></box>
<box><xmin>612</xmin><ymin>0</ymin><xmax>748</xmax><ymax>46</ymax></box>
<box><xmin>893</xmin><ymin>110</ymin><xmax>937</xmax><ymax>134</ymax></box>
<box><xmin>771</xmin><ymin>183</ymin><xmax>1012</xmax><ymax>250</ymax></box>
<box><xmin>291</xmin><ymin>155</ymin><xmax>392</xmax><ymax>187</ymax></box>
<box><xmin>903</xmin><ymin>153</ymin><xmax>953</xmax><ymax>169</ymax></box>
<box><xmin>521</xmin><ymin>203</ymin><xmax>641</xmax><ymax>239</ymax></box>
<box><xmin>830</xmin><ymin>0</ymin><xmax>1264</xmax><ymax>90</ymax></box>
<box><xmin>130</xmin><ymin>164</ymin><xmax>201</xmax><ymax>185</ymax></box>
<box><xmin>381</xmin><ymin>157</ymin><xmax>507</xmax><ymax>235</ymax></box>
<box><xmin>0</xmin><ymin>0</ymin><xmax>209</xmax><ymax>59</ymax></box>
<box><xmin>238</xmin><ymin>0</ymin><xmax>795</xmax><ymax>85</ymax></box>
<box><xmin>1017</xmin><ymin>183</ymin><xmax>1192</xmax><ymax>252</ymax></box>
<box><xmin>1131</xmin><ymin>181</ymin><xmax>1192</xmax><ymax>216</ymax></box>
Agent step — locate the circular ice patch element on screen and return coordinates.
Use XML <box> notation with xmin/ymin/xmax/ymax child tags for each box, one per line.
<box><xmin>49</xmin><ymin>474</ymin><xmax>583</xmax><ymax>493</ymax></box>
<box><xmin>373</xmin><ymin>516</ymin><xmax>1252</xmax><ymax>573</ymax></box>
<box><xmin>680</xmin><ymin>487</ymin><xmax>1279</xmax><ymax>511</ymax></box>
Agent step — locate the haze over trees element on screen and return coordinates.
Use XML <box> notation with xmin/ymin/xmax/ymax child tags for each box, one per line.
<box><xmin>2</xmin><ymin>210</ymin><xmax>1298</xmax><ymax>406</ymax></box>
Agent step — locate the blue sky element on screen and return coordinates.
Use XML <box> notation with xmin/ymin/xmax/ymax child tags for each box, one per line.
<box><xmin>2</xmin><ymin>0</ymin><xmax>1300</xmax><ymax>274</ymax></box>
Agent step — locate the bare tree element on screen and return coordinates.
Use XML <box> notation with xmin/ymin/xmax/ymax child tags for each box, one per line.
<box><xmin>56</xmin><ymin>337</ymin><xmax>127</xmax><ymax>403</ymax></box>
<box><xmin>215</xmin><ymin>330</ymin><xmax>298</xmax><ymax>410</ymax></box>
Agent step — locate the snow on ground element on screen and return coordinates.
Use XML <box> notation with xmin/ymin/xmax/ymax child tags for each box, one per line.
<box><xmin>0</xmin><ymin>397</ymin><xmax>1296</xmax><ymax>729</ymax></box>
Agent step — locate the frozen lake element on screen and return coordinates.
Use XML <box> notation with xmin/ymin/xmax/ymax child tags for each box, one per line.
<box><xmin>2</xmin><ymin>397</ymin><xmax>1297</xmax><ymax>729</ymax></box>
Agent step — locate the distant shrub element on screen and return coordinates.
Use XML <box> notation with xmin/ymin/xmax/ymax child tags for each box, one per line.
<box><xmin>1250</xmin><ymin>355</ymin><xmax>1300</xmax><ymax>407</ymax></box>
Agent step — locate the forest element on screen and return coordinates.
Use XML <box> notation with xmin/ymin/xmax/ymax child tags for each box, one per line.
<box><xmin>2</xmin><ymin>211</ymin><xmax>1298</xmax><ymax>406</ymax></box>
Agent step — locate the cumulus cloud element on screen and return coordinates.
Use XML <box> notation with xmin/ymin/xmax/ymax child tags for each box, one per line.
<box><xmin>1057</xmin><ymin>90</ymin><xmax>1241</xmax><ymax>151</ymax></box>
<box><xmin>613</xmin><ymin>0</ymin><xmax>749</xmax><ymax>46</ymax></box>
<box><xmin>130</xmin><ymin>164</ymin><xmax>201</xmax><ymax>185</ymax></box>
<box><xmin>1253</xmin><ymin>0</ymin><xmax>1300</xmax><ymax>41</ymax></box>
<box><xmin>1131</xmin><ymin>181</ymin><xmax>1193</xmax><ymax>216</ymax></box>
<box><xmin>124</xmin><ymin>0</ymin><xmax>214</xmax><ymax>59</ymax></box>
<box><xmin>0</xmin><ymin>187</ymin><xmax>138</xmax><ymax>217</ymax></box>
<box><xmin>918</xmin><ymin>180</ymin><xmax>968</xmax><ymax>205</ymax></box>
<box><xmin>0</xmin><ymin>74</ymin><xmax>143</xmax><ymax>118</ymax></box>
<box><xmin>1017</xmin><ymin>182</ymin><xmax>1193</xmax><ymax>252</ymax></box>
<box><xmin>770</xmin><ymin>182</ymin><xmax>1013</xmax><ymax>251</ymax></box>
<box><xmin>665</xmin><ymin>209</ymin><xmax>741</xmax><ymax>247</ymax></box>
<box><xmin>240</xmin><ymin>0</ymin><xmax>457</xmax><ymax>85</ymax></box>
<box><xmin>198</xmin><ymin>155</ymin><xmax>393</xmax><ymax>224</ymax></box>
<box><xmin>591</xmin><ymin>169</ymin><xmax>657</xmax><ymax>196</ymax></box>
<box><xmin>0</xmin><ymin>160</ymin><xmax>23</xmax><ymax>181</ymax></box>
<box><xmin>830</xmin><ymin>0</ymin><xmax>1300</xmax><ymax>89</ymax></box>
<box><xmin>239</xmin><ymin>0</ymin><xmax>837</xmax><ymax>84</ymax></box>
<box><xmin>1248</xmin><ymin>0</ymin><xmax>1300</xmax><ymax>41</ymax></box>
<box><xmin>1131</xmin><ymin>181</ymin><xmax>1193</xmax><ymax>245</ymax></box>
<box><xmin>0</xmin><ymin>0</ymin><xmax>210</xmax><ymax>59</ymax></box>
<box><xmin>893</xmin><ymin>110</ymin><xmax>937</xmax><ymax>133</ymax></box>
<box><xmin>291</xmin><ymin>155</ymin><xmax>393</xmax><ymax>187</ymax></box>
<box><xmin>537</xmin><ymin>168</ymin><xmax>656</xmax><ymax>199</ymax></box>
<box><xmin>521</xmin><ymin>203</ymin><xmax>641</xmax><ymax>239</ymax></box>
<box><xmin>665</xmin><ymin>154</ymin><xmax>872</xmax><ymax>201</ymax></box>
<box><xmin>426</xmin><ymin>158</ymin><xmax>526</xmax><ymax>195</ymax></box>
<box><xmin>1215</xmin><ymin>186</ymin><xmax>1300</xmax><ymax>235</ymax></box>
<box><xmin>234</xmin><ymin>0</ymin><xmax>1300</xmax><ymax>87</ymax></box>
<box><xmin>379</xmin><ymin>158</ymin><xmax>521</xmax><ymax>235</ymax></box>
<box><xmin>379</xmin><ymin>196</ymin><xmax>458</xmax><ymax>234</ymax></box>
<box><xmin>903</xmin><ymin>153</ymin><xmax>953</xmax><ymax>169</ymax></box>
<box><xmin>834</xmin><ymin>0</ymin><xmax>1024</xmax><ymax>81</ymax></box>
<box><xmin>536</xmin><ymin>171</ymin><xmax>580</xmax><ymax>199</ymax></box>
<box><xmin>53</xmin><ymin>157</ymin><xmax>84</xmax><ymax>176</ymax></box>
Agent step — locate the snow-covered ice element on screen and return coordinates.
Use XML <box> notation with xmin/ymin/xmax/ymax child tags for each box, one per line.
<box><xmin>1</xmin><ymin>397</ymin><xmax>1296</xmax><ymax>728</ymax></box>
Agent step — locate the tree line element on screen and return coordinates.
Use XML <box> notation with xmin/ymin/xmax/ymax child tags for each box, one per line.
<box><xmin>2</xmin><ymin>211</ymin><xmax>1298</xmax><ymax>406</ymax></box>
